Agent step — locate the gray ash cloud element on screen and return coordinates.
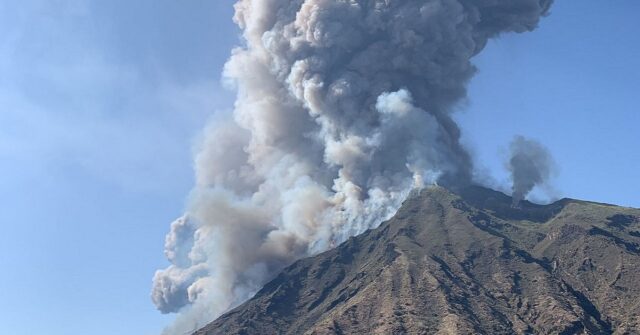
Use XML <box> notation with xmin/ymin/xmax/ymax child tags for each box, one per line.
<box><xmin>151</xmin><ymin>1</ymin><xmax>554</xmax><ymax>333</ymax></box>
<box><xmin>508</xmin><ymin>136</ymin><xmax>556</xmax><ymax>207</ymax></box>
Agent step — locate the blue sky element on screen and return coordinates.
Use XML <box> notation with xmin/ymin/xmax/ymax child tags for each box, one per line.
<box><xmin>462</xmin><ymin>1</ymin><xmax>640</xmax><ymax>207</ymax></box>
<box><xmin>0</xmin><ymin>1</ymin><xmax>637</xmax><ymax>335</ymax></box>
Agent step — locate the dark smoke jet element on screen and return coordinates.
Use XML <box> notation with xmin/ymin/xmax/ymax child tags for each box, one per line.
<box><xmin>508</xmin><ymin>136</ymin><xmax>555</xmax><ymax>207</ymax></box>
<box><xmin>152</xmin><ymin>1</ymin><xmax>553</xmax><ymax>333</ymax></box>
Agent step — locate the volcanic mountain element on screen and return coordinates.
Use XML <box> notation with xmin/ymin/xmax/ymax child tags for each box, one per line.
<box><xmin>195</xmin><ymin>186</ymin><xmax>640</xmax><ymax>335</ymax></box>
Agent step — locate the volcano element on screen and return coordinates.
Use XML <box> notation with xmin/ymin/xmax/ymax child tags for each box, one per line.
<box><xmin>194</xmin><ymin>186</ymin><xmax>640</xmax><ymax>334</ymax></box>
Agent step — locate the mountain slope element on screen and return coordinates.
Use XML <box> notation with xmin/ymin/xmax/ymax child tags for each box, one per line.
<box><xmin>195</xmin><ymin>186</ymin><xmax>640</xmax><ymax>335</ymax></box>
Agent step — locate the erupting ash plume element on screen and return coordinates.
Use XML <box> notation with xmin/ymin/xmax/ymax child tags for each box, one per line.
<box><xmin>152</xmin><ymin>0</ymin><xmax>553</xmax><ymax>333</ymax></box>
<box><xmin>508</xmin><ymin>136</ymin><xmax>555</xmax><ymax>207</ymax></box>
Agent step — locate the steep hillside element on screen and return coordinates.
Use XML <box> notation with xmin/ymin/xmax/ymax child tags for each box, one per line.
<box><xmin>195</xmin><ymin>186</ymin><xmax>640</xmax><ymax>335</ymax></box>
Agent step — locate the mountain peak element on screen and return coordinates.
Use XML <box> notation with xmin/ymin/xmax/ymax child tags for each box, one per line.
<box><xmin>196</xmin><ymin>187</ymin><xmax>640</xmax><ymax>335</ymax></box>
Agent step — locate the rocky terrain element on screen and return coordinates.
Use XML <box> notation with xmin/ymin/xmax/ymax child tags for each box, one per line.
<box><xmin>195</xmin><ymin>186</ymin><xmax>640</xmax><ymax>335</ymax></box>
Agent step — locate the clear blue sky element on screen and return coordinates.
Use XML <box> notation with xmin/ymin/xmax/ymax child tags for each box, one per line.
<box><xmin>0</xmin><ymin>1</ymin><xmax>637</xmax><ymax>335</ymax></box>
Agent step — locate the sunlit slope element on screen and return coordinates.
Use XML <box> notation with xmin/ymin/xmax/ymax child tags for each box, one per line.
<box><xmin>197</xmin><ymin>186</ymin><xmax>640</xmax><ymax>335</ymax></box>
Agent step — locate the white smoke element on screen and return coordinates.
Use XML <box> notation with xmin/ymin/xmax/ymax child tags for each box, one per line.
<box><xmin>152</xmin><ymin>1</ymin><xmax>553</xmax><ymax>333</ymax></box>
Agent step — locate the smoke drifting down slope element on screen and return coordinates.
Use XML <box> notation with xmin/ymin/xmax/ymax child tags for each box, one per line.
<box><xmin>151</xmin><ymin>0</ymin><xmax>553</xmax><ymax>333</ymax></box>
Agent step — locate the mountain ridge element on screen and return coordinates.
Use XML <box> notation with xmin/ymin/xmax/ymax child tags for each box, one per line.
<box><xmin>195</xmin><ymin>186</ymin><xmax>640</xmax><ymax>335</ymax></box>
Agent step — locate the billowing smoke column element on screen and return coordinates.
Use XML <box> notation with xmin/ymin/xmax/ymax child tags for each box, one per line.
<box><xmin>508</xmin><ymin>136</ymin><xmax>555</xmax><ymax>207</ymax></box>
<box><xmin>152</xmin><ymin>0</ymin><xmax>553</xmax><ymax>333</ymax></box>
